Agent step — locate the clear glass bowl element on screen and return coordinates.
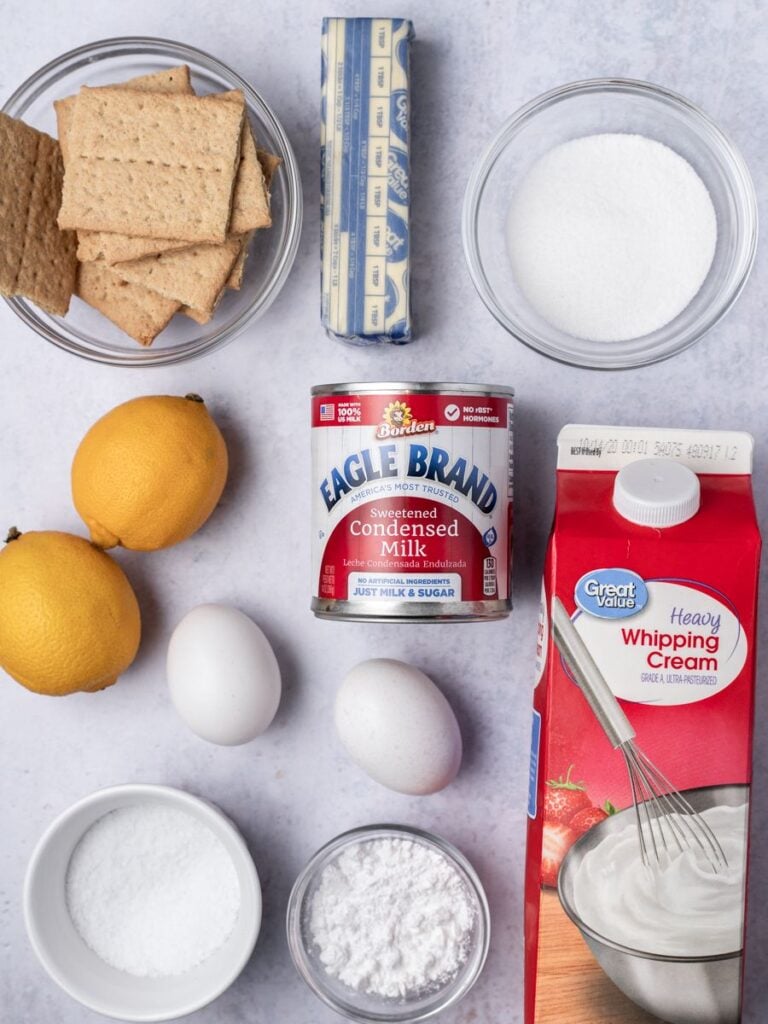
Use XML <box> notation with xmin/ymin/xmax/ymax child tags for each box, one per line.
<box><xmin>2</xmin><ymin>37</ymin><xmax>302</xmax><ymax>366</ymax></box>
<box><xmin>462</xmin><ymin>78</ymin><xmax>757</xmax><ymax>369</ymax></box>
<box><xmin>286</xmin><ymin>825</ymin><xmax>490</xmax><ymax>1023</ymax></box>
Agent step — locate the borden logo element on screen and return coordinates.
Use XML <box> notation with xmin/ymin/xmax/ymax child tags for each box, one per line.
<box><xmin>375</xmin><ymin>400</ymin><xmax>436</xmax><ymax>440</ymax></box>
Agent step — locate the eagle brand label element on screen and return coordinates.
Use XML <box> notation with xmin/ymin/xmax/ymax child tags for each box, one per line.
<box><xmin>311</xmin><ymin>384</ymin><xmax>514</xmax><ymax>620</ymax></box>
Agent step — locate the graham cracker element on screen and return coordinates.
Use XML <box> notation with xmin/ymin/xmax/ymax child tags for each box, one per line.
<box><xmin>181</xmin><ymin>303</ymin><xmax>214</xmax><ymax>324</ymax></box>
<box><xmin>226</xmin><ymin>232</ymin><xmax>251</xmax><ymax>290</ymax></box>
<box><xmin>59</xmin><ymin>72</ymin><xmax>269</xmax><ymax>259</ymax></box>
<box><xmin>224</xmin><ymin>152</ymin><xmax>281</xmax><ymax>290</ymax></box>
<box><xmin>54</xmin><ymin>65</ymin><xmax>193</xmax><ymax>163</ymax></box>
<box><xmin>74</xmin><ymin>124</ymin><xmax>268</xmax><ymax>264</ymax></box>
<box><xmin>182</xmin><ymin>278</ymin><xmax>229</xmax><ymax>323</ymax></box>
<box><xmin>230</xmin><ymin>123</ymin><xmax>270</xmax><ymax>232</ymax></box>
<box><xmin>54</xmin><ymin>96</ymin><xmax>78</xmax><ymax>166</ymax></box>
<box><xmin>258</xmin><ymin>148</ymin><xmax>282</xmax><ymax>189</ymax></box>
<box><xmin>76</xmin><ymin>259</ymin><xmax>180</xmax><ymax>346</ymax></box>
<box><xmin>56</xmin><ymin>66</ymin><xmax>197</xmax><ymax>264</ymax></box>
<box><xmin>0</xmin><ymin>113</ymin><xmax>77</xmax><ymax>315</ymax></box>
<box><xmin>58</xmin><ymin>88</ymin><xmax>245</xmax><ymax>242</ymax></box>
<box><xmin>76</xmin><ymin>231</ymin><xmax>190</xmax><ymax>264</ymax></box>
<box><xmin>113</xmin><ymin>234</ymin><xmax>242</xmax><ymax>311</ymax></box>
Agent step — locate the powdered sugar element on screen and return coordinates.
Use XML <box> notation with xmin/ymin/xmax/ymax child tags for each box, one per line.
<box><xmin>309</xmin><ymin>837</ymin><xmax>475</xmax><ymax>998</ymax></box>
<box><xmin>506</xmin><ymin>133</ymin><xmax>717</xmax><ymax>342</ymax></box>
<box><xmin>66</xmin><ymin>804</ymin><xmax>240</xmax><ymax>977</ymax></box>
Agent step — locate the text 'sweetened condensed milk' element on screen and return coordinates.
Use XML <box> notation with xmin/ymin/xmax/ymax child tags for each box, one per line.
<box><xmin>311</xmin><ymin>383</ymin><xmax>514</xmax><ymax>621</ymax></box>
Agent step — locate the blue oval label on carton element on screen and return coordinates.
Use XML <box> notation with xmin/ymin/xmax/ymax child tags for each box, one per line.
<box><xmin>575</xmin><ymin>568</ymin><xmax>648</xmax><ymax>619</ymax></box>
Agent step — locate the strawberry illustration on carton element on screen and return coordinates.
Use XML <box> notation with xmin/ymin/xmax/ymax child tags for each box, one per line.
<box><xmin>540</xmin><ymin>765</ymin><xmax>615</xmax><ymax>887</ymax></box>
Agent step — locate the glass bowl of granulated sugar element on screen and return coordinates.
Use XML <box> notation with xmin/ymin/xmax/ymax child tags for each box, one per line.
<box><xmin>287</xmin><ymin>825</ymin><xmax>490</xmax><ymax>1022</ymax></box>
<box><xmin>463</xmin><ymin>78</ymin><xmax>757</xmax><ymax>369</ymax></box>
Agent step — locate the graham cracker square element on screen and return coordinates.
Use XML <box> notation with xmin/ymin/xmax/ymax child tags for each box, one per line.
<box><xmin>0</xmin><ymin>113</ymin><xmax>77</xmax><ymax>315</ymax></box>
<box><xmin>59</xmin><ymin>89</ymin><xmax>245</xmax><ymax>243</ymax></box>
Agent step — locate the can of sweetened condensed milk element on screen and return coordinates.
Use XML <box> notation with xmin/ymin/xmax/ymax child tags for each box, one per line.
<box><xmin>311</xmin><ymin>382</ymin><xmax>514</xmax><ymax>621</ymax></box>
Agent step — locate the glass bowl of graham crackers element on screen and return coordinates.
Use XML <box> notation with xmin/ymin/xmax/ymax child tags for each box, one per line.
<box><xmin>2</xmin><ymin>37</ymin><xmax>302</xmax><ymax>366</ymax></box>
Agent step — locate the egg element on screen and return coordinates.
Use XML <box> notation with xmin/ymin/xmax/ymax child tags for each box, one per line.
<box><xmin>167</xmin><ymin>604</ymin><xmax>281</xmax><ymax>746</ymax></box>
<box><xmin>334</xmin><ymin>658</ymin><xmax>462</xmax><ymax>795</ymax></box>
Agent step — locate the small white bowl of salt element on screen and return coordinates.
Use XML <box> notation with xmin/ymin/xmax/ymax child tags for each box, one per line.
<box><xmin>24</xmin><ymin>783</ymin><xmax>261</xmax><ymax>1021</ymax></box>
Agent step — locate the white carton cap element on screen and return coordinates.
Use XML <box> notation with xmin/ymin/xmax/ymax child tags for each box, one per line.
<box><xmin>613</xmin><ymin>458</ymin><xmax>701</xmax><ymax>527</ymax></box>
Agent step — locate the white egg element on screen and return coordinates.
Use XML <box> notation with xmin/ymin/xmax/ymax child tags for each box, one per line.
<box><xmin>167</xmin><ymin>604</ymin><xmax>281</xmax><ymax>746</ymax></box>
<box><xmin>335</xmin><ymin>658</ymin><xmax>462</xmax><ymax>795</ymax></box>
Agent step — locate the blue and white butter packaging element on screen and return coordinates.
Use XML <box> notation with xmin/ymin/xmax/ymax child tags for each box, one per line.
<box><xmin>321</xmin><ymin>18</ymin><xmax>413</xmax><ymax>344</ymax></box>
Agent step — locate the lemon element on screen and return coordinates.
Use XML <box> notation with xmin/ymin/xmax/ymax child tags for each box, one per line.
<box><xmin>71</xmin><ymin>394</ymin><xmax>228</xmax><ymax>551</ymax></box>
<box><xmin>0</xmin><ymin>529</ymin><xmax>141</xmax><ymax>696</ymax></box>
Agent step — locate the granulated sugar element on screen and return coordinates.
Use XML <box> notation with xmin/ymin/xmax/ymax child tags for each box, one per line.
<box><xmin>309</xmin><ymin>837</ymin><xmax>475</xmax><ymax>998</ymax></box>
<box><xmin>506</xmin><ymin>133</ymin><xmax>717</xmax><ymax>342</ymax></box>
<box><xmin>66</xmin><ymin>803</ymin><xmax>240</xmax><ymax>977</ymax></box>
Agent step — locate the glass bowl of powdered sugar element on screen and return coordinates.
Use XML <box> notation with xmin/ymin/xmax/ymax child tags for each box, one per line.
<box><xmin>24</xmin><ymin>783</ymin><xmax>261</xmax><ymax>1021</ymax></box>
<box><xmin>286</xmin><ymin>824</ymin><xmax>490</xmax><ymax>1022</ymax></box>
<box><xmin>463</xmin><ymin>78</ymin><xmax>757</xmax><ymax>369</ymax></box>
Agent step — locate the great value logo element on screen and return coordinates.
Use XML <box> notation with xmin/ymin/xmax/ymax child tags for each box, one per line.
<box><xmin>575</xmin><ymin>568</ymin><xmax>648</xmax><ymax>619</ymax></box>
<box><xmin>385</xmin><ymin>211</ymin><xmax>409</xmax><ymax>262</ymax></box>
<box><xmin>391</xmin><ymin>89</ymin><xmax>408</xmax><ymax>143</ymax></box>
<box><xmin>388</xmin><ymin>147</ymin><xmax>409</xmax><ymax>205</ymax></box>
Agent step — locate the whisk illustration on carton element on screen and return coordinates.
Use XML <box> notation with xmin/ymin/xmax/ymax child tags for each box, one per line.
<box><xmin>525</xmin><ymin>426</ymin><xmax>760</xmax><ymax>1024</ymax></box>
<box><xmin>551</xmin><ymin>596</ymin><xmax>728</xmax><ymax>875</ymax></box>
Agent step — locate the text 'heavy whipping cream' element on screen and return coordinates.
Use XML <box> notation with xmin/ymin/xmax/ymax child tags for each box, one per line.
<box><xmin>524</xmin><ymin>425</ymin><xmax>760</xmax><ymax>1024</ymax></box>
<box><xmin>311</xmin><ymin>383</ymin><xmax>514</xmax><ymax>621</ymax></box>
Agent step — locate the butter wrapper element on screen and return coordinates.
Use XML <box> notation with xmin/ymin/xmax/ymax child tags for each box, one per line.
<box><xmin>321</xmin><ymin>17</ymin><xmax>413</xmax><ymax>344</ymax></box>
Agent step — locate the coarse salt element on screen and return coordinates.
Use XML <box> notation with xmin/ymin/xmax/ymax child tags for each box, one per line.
<box><xmin>309</xmin><ymin>837</ymin><xmax>475</xmax><ymax>998</ymax></box>
<box><xmin>506</xmin><ymin>133</ymin><xmax>717</xmax><ymax>342</ymax></box>
<box><xmin>66</xmin><ymin>803</ymin><xmax>240</xmax><ymax>977</ymax></box>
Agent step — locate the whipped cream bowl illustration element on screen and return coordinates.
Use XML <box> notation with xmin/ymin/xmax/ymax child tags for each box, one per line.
<box><xmin>558</xmin><ymin>784</ymin><xmax>747</xmax><ymax>1024</ymax></box>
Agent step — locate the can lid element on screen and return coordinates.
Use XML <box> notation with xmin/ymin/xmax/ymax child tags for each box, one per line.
<box><xmin>310</xmin><ymin>381</ymin><xmax>515</xmax><ymax>398</ymax></box>
<box><xmin>613</xmin><ymin>459</ymin><xmax>700</xmax><ymax>527</ymax></box>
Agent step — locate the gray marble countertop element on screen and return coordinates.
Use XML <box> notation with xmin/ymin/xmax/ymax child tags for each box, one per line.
<box><xmin>1</xmin><ymin>0</ymin><xmax>767</xmax><ymax>1021</ymax></box>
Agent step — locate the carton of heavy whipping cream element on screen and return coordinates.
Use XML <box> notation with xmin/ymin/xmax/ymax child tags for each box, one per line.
<box><xmin>525</xmin><ymin>425</ymin><xmax>760</xmax><ymax>1024</ymax></box>
<box><xmin>321</xmin><ymin>18</ymin><xmax>413</xmax><ymax>344</ymax></box>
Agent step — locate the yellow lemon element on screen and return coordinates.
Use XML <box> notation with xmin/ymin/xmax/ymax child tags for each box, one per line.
<box><xmin>0</xmin><ymin>529</ymin><xmax>141</xmax><ymax>696</ymax></box>
<box><xmin>72</xmin><ymin>394</ymin><xmax>228</xmax><ymax>551</ymax></box>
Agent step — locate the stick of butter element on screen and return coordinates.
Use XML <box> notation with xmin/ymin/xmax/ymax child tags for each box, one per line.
<box><xmin>321</xmin><ymin>17</ymin><xmax>413</xmax><ymax>344</ymax></box>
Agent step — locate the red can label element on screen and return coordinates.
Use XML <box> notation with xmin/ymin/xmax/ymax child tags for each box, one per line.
<box><xmin>311</xmin><ymin>387</ymin><xmax>514</xmax><ymax>616</ymax></box>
